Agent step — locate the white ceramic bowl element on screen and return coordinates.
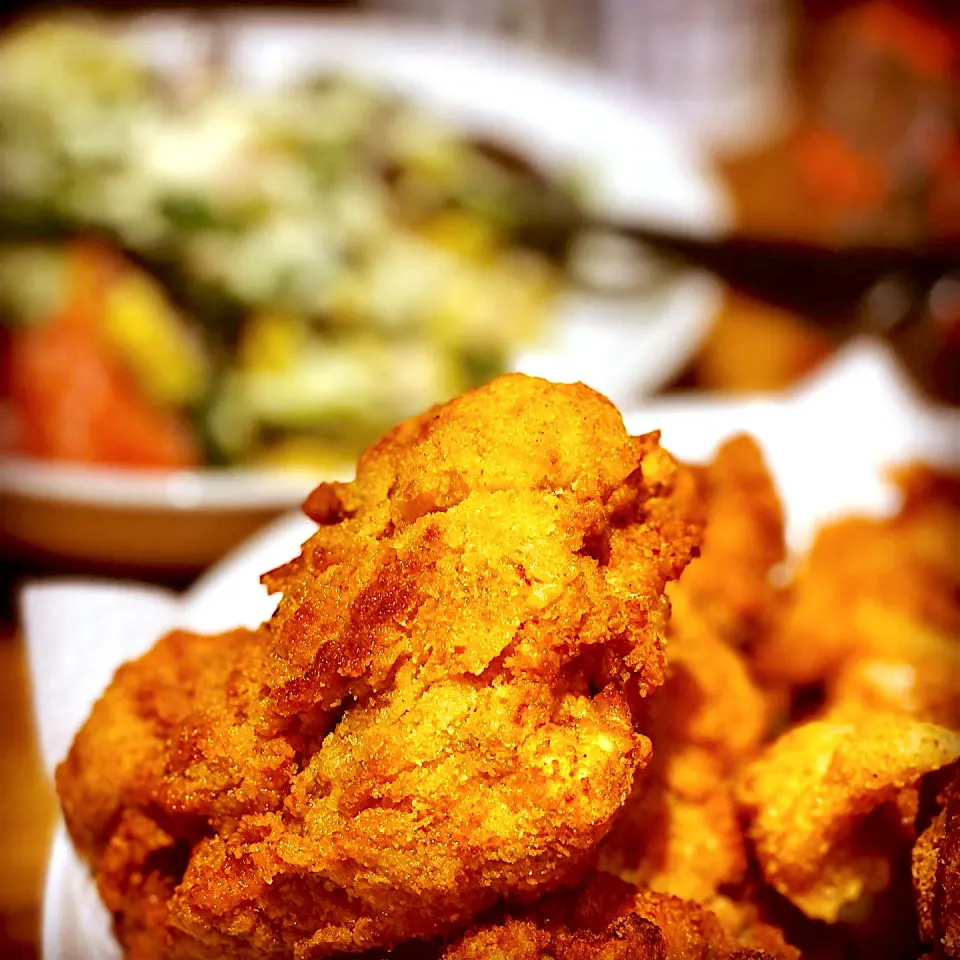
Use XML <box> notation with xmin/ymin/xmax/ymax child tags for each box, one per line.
<box><xmin>1</xmin><ymin>13</ymin><xmax>727</xmax><ymax>571</ymax></box>
<box><xmin>25</xmin><ymin>342</ymin><xmax>960</xmax><ymax>959</ymax></box>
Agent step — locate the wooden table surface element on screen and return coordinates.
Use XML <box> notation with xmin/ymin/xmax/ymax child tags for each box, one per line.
<box><xmin>0</xmin><ymin>554</ymin><xmax>197</xmax><ymax>960</ymax></box>
<box><xmin>0</xmin><ymin>624</ymin><xmax>57</xmax><ymax>960</ymax></box>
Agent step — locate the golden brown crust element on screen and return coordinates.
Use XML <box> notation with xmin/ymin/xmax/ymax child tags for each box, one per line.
<box><xmin>56</xmin><ymin>374</ymin><xmax>704</xmax><ymax>959</ymax></box>
<box><xmin>828</xmin><ymin>606</ymin><xmax>960</xmax><ymax>729</ymax></box>
<box><xmin>599</xmin><ymin>771</ymin><xmax>748</xmax><ymax>907</ymax></box>
<box><xmin>738</xmin><ymin>710</ymin><xmax>960</xmax><ymax>922</ymax></box>
<box><xmin>443</xmin><ymin>874</ymin><xmax>799</xmax><ymax>960</ymax></box>
<box><xmin>59</xmin><ymin>392</ymin><xmax>956</xmax><ymax>960</ymax></box>
<box><xmin>56</xmin><ymin>627</ymin><xmax>284</xmax><ymax>857</ymax></box>
<box><xmin>668</xmin><ymin>435</ymin><xmax>784</xmax><ymax>648</ymax></box>
<box><xmin>441</xmin><ymin>915</ymin><xmax>667</xmax><ymax>960</ymax></box>
<box><xmin>914</xmin><ymin>770</ymin><xmax>960</xmax><ymax>958</ymax></box>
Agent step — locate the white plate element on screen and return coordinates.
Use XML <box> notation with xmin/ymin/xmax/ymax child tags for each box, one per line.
<box><xmin>27</xmin><ymin>341</ymin><xmax>960</xmax><ymax>959</ymax></box>
<box><xmin>1</xmin><ymin>14</ymin><xmax>726</xmax><ymax>568</ymax></box>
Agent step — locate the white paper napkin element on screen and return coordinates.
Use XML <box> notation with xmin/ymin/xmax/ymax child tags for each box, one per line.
<box><xmin>22</xmin><ymin>582</ymin><xmax>181</xmax><ymax>783</ymax></box>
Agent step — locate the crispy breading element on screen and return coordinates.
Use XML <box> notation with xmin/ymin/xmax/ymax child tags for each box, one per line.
<box><xmin>625</xmin><ymin>891</ymin><xmax>797</xmax><ymax>960</ymax></box>
<box><xmin>56</xmin><ymin>375</ymin><xmax>704</xmax><ymax>959</ymax></box>
<box><xmin>57</xmin><ymin>627</ymin><xmax>284</xmax><ymax>857</ymax></box>
<box><xmin>443</xmin><ymin>874</ymin><xmax>799</xmax><ymax>960</ymax></box>
<box><xmin>738</xmin><ymin>710</ymin><xmax>960</xmax><ymax>922</ymax></box>
<box><xmin>656</xmin><ymin>591</ymin><xmax>770</xmax><ymax>779</ymax></box>
<box><xmin>666</xmin><ymin>436</ymin><xmax>784</xmax><ymax>648</ymax></box>
<box><xmin>440</xmin><ymin>914</ymin><xmax>666</xmax><ymax>960</ymax></box>
<box><xmin>704</xmin><ymin>895</ymin><xmax>803</xmax><ymax>959</ymax></box>
<box><xmin>915</xmin><ymin>806</ymin><xmax>949</xmax><ymax>950</ymax></box>
<box><xmin>914</xmin><ymin>770</ymin><xmax>960</xmax><ymax>957</ymax></box>
<box><xmin>596</xmin><ymin>598</ymin><xmax>767</xmax><ymax>902</ymax></box>
<box><xmin>597</xmin><ymin>718</ymin><xmax>753</xmax><ymax>906</ymax></box>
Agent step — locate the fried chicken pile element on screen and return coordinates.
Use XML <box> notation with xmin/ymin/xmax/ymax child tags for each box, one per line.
<box><xmin>54</xmin><ymin>375</ymin><xmax>960</xmax><ymax>960</ymax></box>
<box><xmin>57</xmin><ymin>376</ymin><xmax>706</xmax><ymax>958</ymax></box>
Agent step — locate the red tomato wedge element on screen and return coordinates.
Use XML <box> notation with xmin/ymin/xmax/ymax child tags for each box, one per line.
<box><xmin>7</xmin><ymin>242</ymin><xmax>201</xmax><ymax>469</ymax></box>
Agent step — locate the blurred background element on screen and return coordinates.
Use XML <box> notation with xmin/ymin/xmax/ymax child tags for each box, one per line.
<box><xmin>0</xmin><ymin>1</ymin><xmax>958</xmax><ymax>956</ymax></box>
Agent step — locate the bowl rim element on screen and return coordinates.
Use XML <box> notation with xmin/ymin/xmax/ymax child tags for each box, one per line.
<box><xmin>0</xmin><ymin>455</ymin><xmax>331</xmax><ymax>510</ymax></box>
<box><xmin>1</xmin><ymin>397</ymin><xmax>757</xmax><ymax>511</ymax></box>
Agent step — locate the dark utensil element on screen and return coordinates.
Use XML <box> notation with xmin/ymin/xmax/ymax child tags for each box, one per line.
<box><xmin>481</xmin><ymin>135</ymin><xmax>960</xmax><ymax>338</ymax></box>
<box><xmin>564</xmin><ymin>220</ymin><xmax>960</xmax><ymax>403</ymax></box>
<box><xmin>573</xmin><ymin>225</ymin><xmax>955</xmax><ymax>323</ymax></box>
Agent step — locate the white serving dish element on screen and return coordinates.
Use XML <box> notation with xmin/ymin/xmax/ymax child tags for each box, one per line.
<box><xmin>1</xmin><ymin>13</ymin><xmax>727</xmax><ymax>571</ymax></box>
<box><xmin>22</xmin><ymin>340</ymin><xmax>960</xmax><ymax>958</ymax></box>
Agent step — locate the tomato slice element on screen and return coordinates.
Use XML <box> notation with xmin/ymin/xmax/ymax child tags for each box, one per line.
<box><xmin>8</xmin><ymin>242</ymin><xmax>200</xmax><ymax>469</ymax></box>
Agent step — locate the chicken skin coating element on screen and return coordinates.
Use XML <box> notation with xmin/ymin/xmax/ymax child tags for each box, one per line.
<box><xmin>57</xmin><ymin>627</ymin><xmax>286</xmax><ymax>857</ymax></box>
<box><xmin>442</xmin><ymin>873</ymin><xmax>799</xmax><ymax>960</ymax></box>
<box><xmin>654</xmin><ymin>591</ymin><xmax>770</xmax><ymax>783</ymax></box>
<box><xmin>668</xmin><ymin>435</ymin><xmax>784</xmax><ymax>648</ymax></box>
<box><xmin>56</xmin><ymin>375</ymin><xmax>704</xmax><ymax>959</ymax></box>
<box><xmin>598</xmin><ymin>772</ymin><xmax>747</xmax><ymax>907</ymax></box>
<box><xmin>737</xmin><ymin>709</ymin><xmax>960</xmax><ymax>923</ymax></box>
<box><xmin>914</xmin><ymin>769</ymin><xmax>960</xmax><ymax>958</ymax></box>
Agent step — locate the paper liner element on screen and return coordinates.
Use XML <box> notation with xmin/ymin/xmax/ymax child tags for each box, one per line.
<box><xmin>23</xmin><ymin>338</ymin><xmax>960</xmax><ymax>958</ymax></box>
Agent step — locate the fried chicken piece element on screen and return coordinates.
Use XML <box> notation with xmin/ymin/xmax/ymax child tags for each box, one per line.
<box><xmin>914</xmin><ymin>769</ymin><xmax>960</xmax><ymax>958</ymax></box>
<box><xmin>737</xmin><ymin>709</ymin><xmax>960</xmax><ymax>923</ymax></box>
<box><xmin>656</xmin><ymin>592</ymin><xmax>770</xmax><ymax>783</ymax></box>
<box><xmin>57</xmin><ymin>626</ymin><xmax>310</xmax><ymax>958</ymax></box>
<box><xmin>57</xmin><ymin>375</ymin><xmax>704</xmax><ymax>959</ymax></box>
<box><xmin>704</xmin><ymin>894</ymin><xmax>805</xmax><ymax>960</ymax></box>
<box><xmin>596</xmin><ymin>612</ymin><xmax>760</xmax><ymax>904</ymax></box>
<box><xmin>443</xmin><ymin>873</ymin><xmax>799</xmax><ymax>960</ymax></box>
<box><xmin>599</xmin><ymin>775</ymin><xmax>747</xmax><ymax>906</ymax></box>
<box><xmin>651</xmin><ymin>439</ymin><xmax>780</xmax><ymax>795</ymax></box>
<box><xmin>57</xmin><ymin>627</ymin><xmax>286</xmax><ymax>858</ymax></box>
<box><xmin>97</xmin><ymin>811</ymin><xmax>190</xmax><ymax>960</ymax></box>
<box><xmin>757</xmin><ymin>467</ymin><xmax>960</xmax><ymax>687</ymax></box>
<box><xmin>598</xmin><ymin>439</ymin><xmax>776</xmax><ymax>904</ymax></box>
<box><xmin>666</xmin><ymin>435</ymin><xmax>784</xmax><ymax>648</ymax></box>
<box><xmin>441</xmin><ymin>913</ymin><xmax>665</xmax><ymax>960</ymax></box>
<box><xmin>829</xmin><ymin>605</ymin><xmax>960</xmax><ymax>728</ymax></box>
